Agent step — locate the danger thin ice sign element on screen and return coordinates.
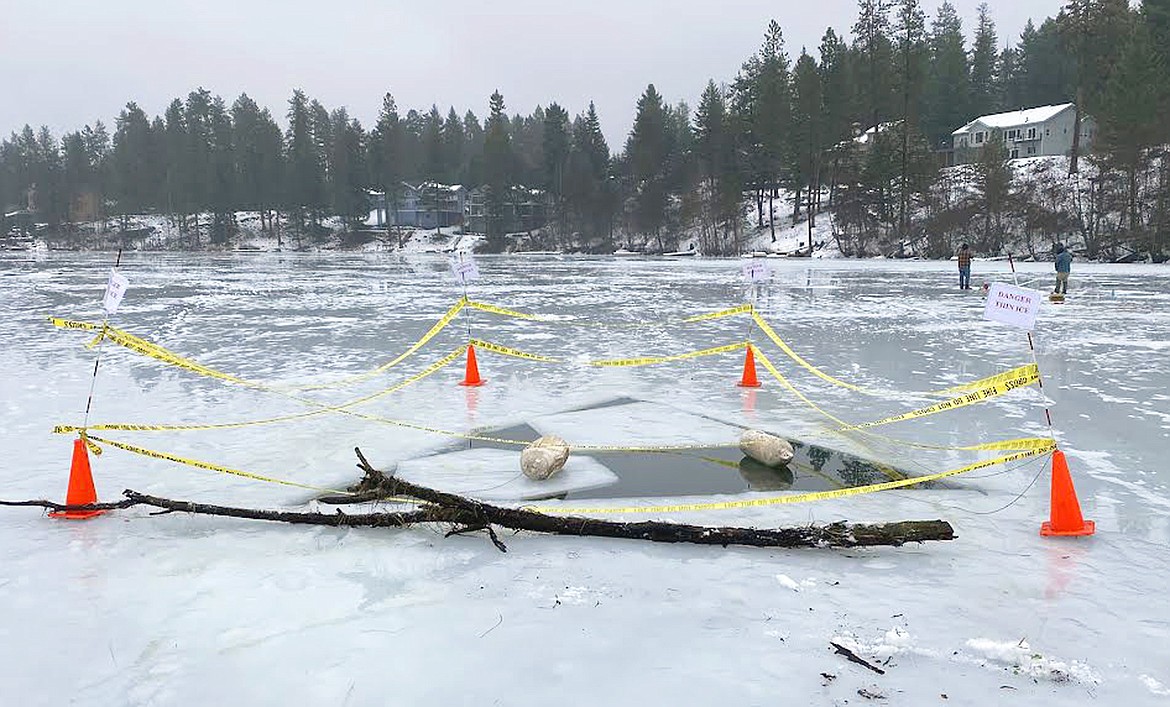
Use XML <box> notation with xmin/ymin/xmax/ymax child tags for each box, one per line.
<box><xmin>984</xmin><ymin>282</ymin><xmax>1042</xmax><ymax>330</ymax></box>
<box><xmin>102</xmin><ymin>269</ymin><xmax>129</xmax><ymax>315</ymax></box>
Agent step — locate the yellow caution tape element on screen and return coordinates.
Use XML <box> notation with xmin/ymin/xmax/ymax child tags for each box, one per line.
<box><xmin>53</xmin><ymin>317</ymin><xmax>257</xmax><ymax>387</ymax></box>
<box><xmin>55</xmin><ymin>347</ymin><xmax>466</xmax><ymax>435</ymax></box>
<box><xmin>470</xmin><ymin>339</ymin><xmax>561</xmax><ymax>363</ymax></box>
<box><xmin>754</xmin><ymin>347</ymin><xmax>853</xmax><ymax>427</ymax></box>
<box><xmin>79</xmin><ymin>431</ymin><xmax>103</xmax><ymax>456</ymax></box>
<box><xmin>752</xmin><ymin>312</ymin><xmax>870</xmax><ymax>393</ymax></box>
<box><xmin>48</xmin><ymin>317</ymin><xmax>102</xmax><ymax>332</ymax></box>
<box><xmin>683</xmin><ymin>304</ymin><xmax>754</xmax><ymax>322</ymax></box>
<box><xmin>751</xmin><ymin>312</ymin><xmax>1038</xmax><ymax>400</ymax></box>
<box><xmin>51</xmin><ymin>298</ymin><xmax>468</xmax><ymax>393</ymax></box>
<box><xmin>469</xmin><ymin>299</ymin><xmax>754</xmax><ymax>327</ymax></box>
<box><xmin>589</xmin><ymin>341</ymin><xmax>748</xmax><ymax>368</ymax></box>
<box><xmin>844</xmin><ymin>365</ymin><xmax>1040</xmax><ymax>430</ymax></box>
<box><xmin>466</xmin><ymin>300</ymin><xmax>553</xmax><ymax>321</ymax></box>
<box><xmin>751</xmin><ymin>347</ymin><xmax>1049</xmax><ymax>454</ymax></box>
<box><xmin>938</xmin><ymin>364</ymin><xmax>1041</xmax><ymax>395</ymax></box>
<box><xmin>527</xmin><ymin>443</ymin><xmax>1057</xmax><ymax>515</ymax></box>
<box><xmin>84</xmin><ymin>434</ymin><xmax>351</xmax><ymax>494</ymax></box>
<box><xmin>288</xmin><ymin>298</ymin><xmax>467</xmax><ymax>390</ymax></box>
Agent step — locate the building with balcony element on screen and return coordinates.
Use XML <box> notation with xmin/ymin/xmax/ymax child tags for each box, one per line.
<box><xmin>951</xmin><ymin>103</ymin><xmax>1094</xmax><ymax>165</ymax></box>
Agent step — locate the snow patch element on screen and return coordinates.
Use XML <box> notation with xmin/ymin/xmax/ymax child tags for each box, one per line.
<box><xmin>1140</xmin><ymin>674</ymin><xmax>1170</xmax><ymax>696</ymax></box>
<box><xmin>964</xmin><ymin>638</ymin><xmax>1101</xmax><ymax>685</ymax></box>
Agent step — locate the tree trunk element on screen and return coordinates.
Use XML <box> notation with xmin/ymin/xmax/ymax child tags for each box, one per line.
<box><xmin>57</xmin><ymin>490</ymin><xmax>954</xmax><ymax>549</ymax></box>
<box><xmin>1070</xmin><ymin>92</ymin><xmax>1083</xmax><ymax>175</ymax></box>
<box><xmin>768</xmin><ymin>190</ymin><xmax>776</xmax><ymax>242</ymax></box>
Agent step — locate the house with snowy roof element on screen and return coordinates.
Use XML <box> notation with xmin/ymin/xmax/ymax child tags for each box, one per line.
<box><xmin>365</xmin><ymin>182</ymin><xmax>468</xmax><ymax>229</ymax></box>
<box><xmin>951</xmin><ymin>103</ymin><xmax>1094</xmax><ymax>165</ymax></box>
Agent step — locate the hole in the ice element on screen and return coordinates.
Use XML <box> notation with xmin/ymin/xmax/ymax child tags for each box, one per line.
<box><xmin>393</xmin><ymin>398</ymin><xmax>954</xmax><ymax>501</ymax></box>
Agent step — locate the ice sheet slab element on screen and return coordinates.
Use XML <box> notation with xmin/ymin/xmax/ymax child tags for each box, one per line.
<box><xmin>529</xmin><ymin>401</ymin><xmax>742</xmax><ymax>448</ymax></box>
<box><xmin>395</xmin><ymin>447</ymin><xmax>619</xmax><ymax>501</ymax></box>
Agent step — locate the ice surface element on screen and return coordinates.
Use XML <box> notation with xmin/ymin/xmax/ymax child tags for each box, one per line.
<box><xmin>1</xmin><ymin>253</ymin><xmax>1169</xmax><ymax>705</ymax></box>
<box><xmin>395</xmin><ymin>447</ymin><xmax>618</xmax><ymax>501</ymax></box>
<box><xmin>529</xmin><ymin>400</ymin><xmax>743</xmax><ymax>447</ymax></box>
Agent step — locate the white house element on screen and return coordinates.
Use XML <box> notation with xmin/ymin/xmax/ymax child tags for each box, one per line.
<box><xmin>365</xmin><ymin>182</ymin><xmax>468</xmax><ymax>229</ymax></box>
<box><xmin>951</xmin><ymin>103</ymin><xmax>1094</xmax><ymax>164</ymax></box>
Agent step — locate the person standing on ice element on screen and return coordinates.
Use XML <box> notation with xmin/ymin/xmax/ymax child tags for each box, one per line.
<box><xmin>1054</xmin><ymin>243</ymin><xmax>1073</xmax><ymax>294</ymax></box>
<box><xmin>957</xmin><ymin>243</ymin><xmax>973</xmax><ymax>290</ymax></box>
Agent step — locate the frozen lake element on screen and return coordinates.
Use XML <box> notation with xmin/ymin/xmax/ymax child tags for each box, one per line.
<box><xmin>1</xmin><ymin>253</ymin><xmax>1168</xmax><ymax>705</ymax></box>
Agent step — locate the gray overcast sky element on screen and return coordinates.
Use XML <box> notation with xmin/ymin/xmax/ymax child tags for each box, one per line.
<box><xmin>0</xmin><ymin>0</ymin><xmax>1066</xmax><ymax>149</ymax></box>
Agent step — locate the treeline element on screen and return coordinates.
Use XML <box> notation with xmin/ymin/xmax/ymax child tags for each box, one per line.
<box><xmin>1</xmin><ymin>0</ymin><xmax>1168</xmax><ymax>257</ymax></box>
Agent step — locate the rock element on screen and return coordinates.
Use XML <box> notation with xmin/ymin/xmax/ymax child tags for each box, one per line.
<box><xmin>521</xmin><ymin>435</ymin><xmax>570</xmax><ymax>480</ymax></box>
<box><xmin>738</xmin><ymin>429</ymin><xmax>794</xmax><ymax>468</ymax></box>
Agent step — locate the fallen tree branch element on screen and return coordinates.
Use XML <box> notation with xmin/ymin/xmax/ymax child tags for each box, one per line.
<box><xmin>0</xmin><ymin>449</ymin><xmax>956</xmax><ymax>552</ymax></box>
<box><xmin>121</xmin><ymin>491</ymin><xmax>431</xmax><ymax>527</ymax></box>
<box><xmin>355</xmin><ymin>447</ymin><xmax>955</xmax><ymax>549</ymax></box>
<box><xmin>0</xmin><ymin>498</ymin><xmax>137</xmax><ymax>512</ymax></box>
<box><xmin>831</xmin><ymin>642</ymin><xmax>886</xmax><ymax>675</ymax></box>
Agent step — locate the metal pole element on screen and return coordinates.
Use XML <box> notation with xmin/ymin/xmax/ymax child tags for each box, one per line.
<box><xmin>82</xmin><ymin>249</ymin><xmax>122</xmax><ymax>428</ymax></box>
<box><xmin>1007</xmin><ymin>252</ymin><xmax>1055</xmax><ymax>432</ymax></box>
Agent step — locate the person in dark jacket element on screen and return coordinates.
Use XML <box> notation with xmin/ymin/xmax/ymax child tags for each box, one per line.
<box><xmin>1054</xmin><ymin>243</ymin><xmax>1073</xmax><ymax>294</ymax></box>
<box><xmin>957</xmin><ymin>243</ymin><xmax>973</xmax><ymax>290</ymax></box>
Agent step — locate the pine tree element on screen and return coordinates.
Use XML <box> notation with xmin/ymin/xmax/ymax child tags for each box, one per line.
<box><xmin>757</xmin><ymin>20</ymin><xmax>795</xmax><ymax>226</ymax></box>
<box><xmin>35</xmin><ymin>127</ymin><xmax>64</xmax><ymax>224</ymax></box>
<box><xmin>309</xmin><ymin>99</ymin><xmax>333</xmax><ymax>228</ymax></box>
<box><xmin>483</xmin><ymin>90</ymin><xmax>513</xmax><ymax>247</ymax></box>
<box><xmin>163</xmin><ymin>99</ymin><xmax>188</xmax><ymax>224</ymax></box>
<box><xmin>997</xmin><ymin>44</ymin><xmax>1021</xmax><ymax>110</ymax></box>
<box><xmin>231</xmin><ymin>94</ymin><xmax>266</xmax><ymax>214</ymax></box>
<box><xmin>255</xmin><ymin>109</ymin><xmax>284</xmax><ymax>233</ymax></box>
<box><xmin>1146</xmin><ymin>0</ymin><xmax>1170</xmax><ymax>126</ymax></box>
<box><xmin>970</xmin><ymin>3</ymin><xmax>999</xmax><ymax>117</ymax></box>
<box><xmin>792</xmin><ymin>52</ymin><xmax>824</xmax><ymax>237</ymax></box>
<box><xmin>1095</xmin><ymin>21</ymin><xmax>1163</xmax><ymax>252</ymax></box>
<box><xmin>625</xmin><ymin>83</ymin><xmax>669</xmax><ymax>247</ymax></box>
<box><xmin>565</xmin><ymin>102</ymin><xmax>612</xmax><ymax>247</ymax></box>
<box><xmin>369</xmin><ymin>93</ymin><xmax>404</xmax><ymax>224</ymax></box>
<box><xmin>285</xmin><ymin>89</ymin><xmax>324</xmax><ymax>235</ymax></box>
<box><xmin>1016</xmin><ymin>19</ymin><xmax>1076</xmax><ymax>107</ymax></box>
<box><xmin>852</xmin><ymin>0</ymin><xmax>896</xmax><ymax>129</ymax></box>
<box><xmin>894</xmin><ymin>0</ymin><xmax>929</xmax><ymax>238</ymax></box>
<box><xmin>541</xmin><ymin>103</ymin><xmax>571</xmax><ymax>236</ymax></box>
<box><xmin>207</xmin><ymin>95</ymin><xmax>236</xmax><ymax>243</ymax></box>
<box><xmin>111</xmin><ymin>102</ymin><xmax>154</xmax><ymax>222</ymax></box>
<box><xmin>463</xmin><ymin>110</ymin><xmax>485</xmax><ymax>187</ymax></box>
<box><xmin>1059</xmin><ymin>0</ymin><xmax>1132</xmax><ymax>173</ymax></box>
<box><xmin>442</xmin><ymin>108</ymin><xmax>465</xmax><ymax>184</ymax></box>
<box><xmin>329</xmin><ymin>109</ymin><xmax>367</xmax><ymax>229</ymax></box>
<box><xmin>81</xmin><ymin>122</ymin><xmax>110</xmax><ymax>212</ymax></box>
<box><xmin>542</xmin><ymin>103</ymin><xmax>570</xmax><ymax>196</ymax></box>
<box><xmin>972</xmin><ymin>131</ymin><xmax>1011</xmax><ymax>252</ymax></box>
<box><xmin>422</xmin><ymin>106</ymin><xmax>444</xmax><ymax>181</ymax></box>
<box><xmin>818</xmin><ymin>28</ymin><xmax>858</xmax><ymax>148</ymax></box>
<box><xmin>1142</xmin><ymin>0</ymin><xmax>1170</xmax><ymax>141</ymax></box>
<box><xmin>694</xmin><ymin>80</ymin><xmax>740</xmax><ymax>254</ymax></box>
<box><xmin>663</xmin><ymin>100</ymin><xmax>695</xmax><ymax>227</ymax></box>
<box><xmin>60</xmin><ymin>131</ymin><xmax>90</xmax><ymax>222</ymax></box>
<box><xmin>923</xmin><ymin>1</ymin><xmax>970</xmax><ymax>145</ymax></box>
<box><xmin>400</xmin><ymin>109</ymin><xmax>425</xmax><ymax>184</ymax></box>
<box><xmin>183</xmin><ymin>89</ymin><xmax>215</xmax><ymax>236</ymax></box>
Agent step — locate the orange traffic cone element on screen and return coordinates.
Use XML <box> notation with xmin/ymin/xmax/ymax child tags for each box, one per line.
<box><xmin>459</xmin><ymin>343</ymin><xmax>485</xmax><ymax>387</ymax></box>
<box><xmin>737</xmin><ymin>346</ymin><xmax>762</xmax><ymax>388</ymax></box>
<box><xmin>1040</xmin><ymin>449</ymin><xmax>1094</xmax><ymax>537</ymax></box>
<box><xmin>49</xmin><ymin>438</ymin><xmax>106</xmax><ymax>520</ymax></box>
